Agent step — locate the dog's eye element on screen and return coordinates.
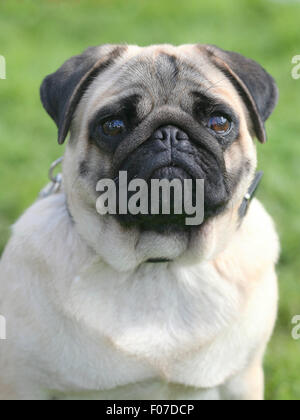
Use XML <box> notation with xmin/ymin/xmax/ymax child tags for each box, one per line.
<box><xmin>102</xmin><ymin>119</ymin><xmax>126</xmax><ymax>137</ymax></box>
<box><xmin>208</xmin><ymin>115</ymin><xmax>232</xmax><ymax>135</ymax></box>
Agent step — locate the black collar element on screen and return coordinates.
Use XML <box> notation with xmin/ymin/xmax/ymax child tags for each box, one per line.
<box><xmin>147</xmin><ymin>258</ymin><xmax>171</xmax><ymax>264</ymax></box>
<box><xmin>239</xmin><ymin>171</ymin><xmax>263</xmax><ymax>219</ymax></box>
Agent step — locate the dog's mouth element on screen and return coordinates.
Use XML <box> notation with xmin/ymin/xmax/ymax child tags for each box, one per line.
<box><xmin>113</xmin><ymin>159</ymin><xmax>229</xmax><ymax>232</ymax></box>
<box><xmin>113</xmin><ymin>164</ymin><xmax>201</xmax><ymax>232</ymax></box>
<box><xmin>151</xmin><ymin>166</ymin><xmax>192</xmax><ymax>180</ymax></box>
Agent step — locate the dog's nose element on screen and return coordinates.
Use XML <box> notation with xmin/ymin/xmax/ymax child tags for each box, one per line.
<box><xmin>152</xmin><ymin>125</ymin><xmax>189</xmax><ymax>144</ymax></box>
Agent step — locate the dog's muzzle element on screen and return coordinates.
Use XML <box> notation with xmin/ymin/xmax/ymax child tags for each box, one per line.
<box><xmin>115</xmin><ymin>124</ymin><xmax>229</xmax><ymax>231</ymax></box>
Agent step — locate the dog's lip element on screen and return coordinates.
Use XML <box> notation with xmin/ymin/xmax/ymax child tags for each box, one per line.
<box><xmin>150</xmin><ymin>165</ymin><xmax>192</xmax><ymax>180</ymax></box>
<box><xmin>118</xmin><ymin>150</ymin><xmax>200</xmax><ymax>182</ymax></box>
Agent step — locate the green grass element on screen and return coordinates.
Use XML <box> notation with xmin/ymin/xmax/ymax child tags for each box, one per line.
<box><xmin>0</xmin><ymin>0</ymin><xmax>300</xmax><ymax>400</ymax></box>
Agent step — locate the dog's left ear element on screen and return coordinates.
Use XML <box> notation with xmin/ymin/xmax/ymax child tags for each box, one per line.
<box><xmin>40</xmin><ymin>45</ymin><xmax>127</xmax><ymax>145</ymax></box>
<box><xmin>201</xmin><ymin>45</ymin><xmax>279</xmax><ymax>143</ymax></box>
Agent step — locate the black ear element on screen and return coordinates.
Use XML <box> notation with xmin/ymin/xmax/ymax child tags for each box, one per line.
<box><xmin>202</xmin><ymin>45</ymin><xmax>279</xmax><ymax>143</ymax></box>
<box><xmin>40</xmin><ymin>45</ymin><xmax>127</xmax><ymax>144</ymax></box>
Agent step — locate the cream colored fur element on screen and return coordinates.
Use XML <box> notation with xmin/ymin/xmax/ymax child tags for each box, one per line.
<box><xmin>0</xmin><ymin>44</ymin><xmax>279</xmax><ymax>400</ymax></box>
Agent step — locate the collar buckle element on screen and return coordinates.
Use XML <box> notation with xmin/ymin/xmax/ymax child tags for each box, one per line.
<box><xmin>38</xmin><ymin>157</ymin><xmax>63</xmax><ymax>200</ymax></box>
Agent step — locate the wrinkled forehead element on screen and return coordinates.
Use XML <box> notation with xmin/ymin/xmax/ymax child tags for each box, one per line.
<box><xmin>81</xmin><ymin>44</ymin><xmax>245</xmax><ymax>117</ymax></box>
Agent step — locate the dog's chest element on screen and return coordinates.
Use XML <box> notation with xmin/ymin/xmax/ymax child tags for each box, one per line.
<box><xmin>57</xmin><ymin>379</ymin><xmax>221</xmax><ymax>400</ymax></box>
<box><xmin>56</xmin><ymin>261</ymin><xmax>247</xmax><ymax>394</ymax></box>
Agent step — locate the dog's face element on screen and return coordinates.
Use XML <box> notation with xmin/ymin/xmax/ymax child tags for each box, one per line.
<box><xmin>40</xmin><ymin>44</ymin><xmax>278</xmax><ymax>267</ymax></box>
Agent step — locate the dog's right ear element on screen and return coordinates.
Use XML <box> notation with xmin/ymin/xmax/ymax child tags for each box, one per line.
<box><xmin>40</xmin><ymin>45</ymin><xmax>127</xmax><ymax>145</ymax></box>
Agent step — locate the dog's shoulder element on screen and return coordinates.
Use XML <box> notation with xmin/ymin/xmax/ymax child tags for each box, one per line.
<box><xmin>241</xmin><ymin>198</ymin><xmax>280</xmax><ymax>268</ymax></box>
<box><xmin>10</xmin><ymin>193</ymin><xmax>71</xmax><ymax>257</ymax></box>
<box><xmin>214</xmin><ymin>198</ymin><xmax>279</xmax><ymax>286</ymax></box>
<box><xmin>0</xmin><ymin>193</ymin><xmax>83</xmax><ymax>281</ymax></box>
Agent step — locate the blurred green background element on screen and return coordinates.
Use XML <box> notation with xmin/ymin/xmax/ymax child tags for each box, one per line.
<box><xmin>0</xmin><ymin>0</ymin><xmax>300</xmax><ymax>400</ymax></box>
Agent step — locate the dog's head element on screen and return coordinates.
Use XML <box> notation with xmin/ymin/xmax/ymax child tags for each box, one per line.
<box><xmin>40</xmin><ymin>44</ymin><xmax>278</xmax><ymax>267</ymax></box>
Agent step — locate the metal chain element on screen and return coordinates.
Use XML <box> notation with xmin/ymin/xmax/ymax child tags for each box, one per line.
<box><xmin>38</xmin><ymin>157</ymin><xmax>63</xmax><ymax>199</ymax></box>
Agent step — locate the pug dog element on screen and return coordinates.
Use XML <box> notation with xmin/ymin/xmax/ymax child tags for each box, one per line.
<box><xmin>0</xmin><ymin>44</ymin><xmax>280</xmax><ymax>400</ymax></box>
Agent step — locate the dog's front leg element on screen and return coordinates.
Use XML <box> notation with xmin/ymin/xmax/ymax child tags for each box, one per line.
<box><xmin>220</xmin><ymin>357</ymin><xmax>265</xmax><ymax>401</ymax></box>
<box><xmin>0</xmin><ymin>382</ymin><xmax>51</xmax><ymax>401</ymax></box>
